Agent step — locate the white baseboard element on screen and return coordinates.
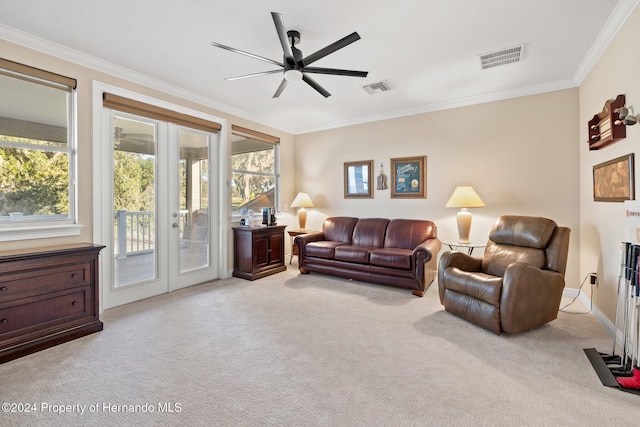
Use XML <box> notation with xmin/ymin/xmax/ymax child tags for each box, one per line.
<box><xmin>562</xmin><ymin>287</ymin><xmax>616</xmax><ymax>339</ymax></box>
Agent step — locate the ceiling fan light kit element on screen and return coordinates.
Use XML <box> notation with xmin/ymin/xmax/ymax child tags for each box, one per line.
<box><xmin>284</xmin><ymin>69</ymin><xmax>303</xmax><ymax>82</ymax></box>
<box><xmin>211</xmin><ymin>12</ymin><xmax>369</xmax><ymax>98</ymax></box>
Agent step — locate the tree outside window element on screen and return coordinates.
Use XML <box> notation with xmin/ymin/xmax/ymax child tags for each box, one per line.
<box><xmin>0</xmin><ymin>60</ymin><xmax>76</xmax><ymax>224</ymax></box>
<box><xmin>231</xmin><ymin>130</ymin><xmax>279</xmax><ymax>214</ymax></box>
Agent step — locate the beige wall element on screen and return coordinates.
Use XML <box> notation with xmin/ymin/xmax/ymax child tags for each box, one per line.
<box><xmin>295</xmin><ymin>89</ymin><xmax>580</xmax><ymax>289</ymax></box>
<box><xmin>0</xmin><ymin>39</ymin><xmax>297</xmax><ymax>270</ymax></box>
<box><xmin>579</xmin><ymin>7</ymin><xmax>640</xmax><ymax>324</ymax></box>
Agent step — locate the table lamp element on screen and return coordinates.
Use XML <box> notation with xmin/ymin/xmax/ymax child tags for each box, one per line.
<box><xmin>290</xmin><ymin>192</ymin><xmax>315</xmax><ymax>230</ymax></box>
<box><xmin>445</xmin><ymin>185</ymin><xmax>485</xmax><ymax>243</ymax></box>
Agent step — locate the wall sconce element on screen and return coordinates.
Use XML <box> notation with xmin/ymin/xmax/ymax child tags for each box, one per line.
<box><xmin>616</xmin><ymin>106</ymin><xmax>639</xmax><ymax>126</ymax></box>
<box><xmin>290</xmin><ymin>192</ymin><xmax>315</xmax><ymax>230</ymax></box>
<box><xmin>445</xmin><ymin>185</ymin><xmax>486</xmax><ymax>243</ymax></box>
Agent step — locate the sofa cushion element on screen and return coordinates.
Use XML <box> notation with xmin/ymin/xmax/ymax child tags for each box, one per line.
<box><xmin>305</xmin><ymin>241</ymin><xmax>345</xmax><ymax>259</ymax></box>
<box><xmin>322</xmin><ymin>217</ymin><xmax>359</xmax><ymax>244</ymax></box>
<box><xmin>352</xmin><ymin>218</ymin><xmax>389</xmax><ymax>247</ymax></box>
<box><xmin>370</xmin><ymin>248</ymin><xmax>412</xmax><ymax>270</ymax></box>
<box><xmin>384</xmin><ymin>219</ymin><xmax>436</xmax><ymax>249</ymax></box>
<box><xmin>335</xmin><ymin>245</ymin><xmax>375</xmax><ymax>264</ymax></box>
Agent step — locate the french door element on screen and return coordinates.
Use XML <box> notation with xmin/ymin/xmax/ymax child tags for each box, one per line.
<box><xmin>101</xmin><ymin>110</ymin><xmax>220</xmax><ymax>309</ymax></box>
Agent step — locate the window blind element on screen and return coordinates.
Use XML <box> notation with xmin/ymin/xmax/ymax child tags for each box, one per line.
<box><xmin>231</xmin><ymin>125</ymin><xmax>280</xmax><ymax>145</ymax></box>
<box><xmin>0</xmin><ymin>58</ymin><xmax>76</xmax><ymax>91</ymax></box>
<box><xmin>103</xmin><ymin>92</ymin><xmax>221</xmax><ymax>133</ymax></box>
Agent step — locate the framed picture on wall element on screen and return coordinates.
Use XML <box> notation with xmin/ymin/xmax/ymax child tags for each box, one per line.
<box><xmin>593</xmin><ymin>153</ymin><xmax>635</xmax><ymax>202</ymax></box>
<box><xmin>391</xmin><ymin>156</ymin><xmax>427</xmax><ymax>198</ymax></box>
<box><xmin>344</xmin><ymin>160</ymin><xmax>374</xmax><ymax>199</ymax></box>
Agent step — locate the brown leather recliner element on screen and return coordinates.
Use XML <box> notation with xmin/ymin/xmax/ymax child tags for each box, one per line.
<box><xmin>438</xmin><ymin>215</ymin><xmax>570</xmax><ymax>334</ymax></box>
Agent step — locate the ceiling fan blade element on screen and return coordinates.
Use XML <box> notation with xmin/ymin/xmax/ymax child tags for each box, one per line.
<box><xmin>303</xmin><ymin>67</ymin><xmax>368</xmax><ymax>78</ymax></box>
<box><xmin>302</xmin><ymin>74</ymin><xmax>331</xmax><ymax>98</ymax></box>
<box><xmin>302</xmin><ymin>32</ymin><xmax>361</xmax><ymax>66</ymax></box>
<box><xmin>271</xmin><ymin>12</ymin><xmax>295</xmax><ymax>66</ymax></box>
<box><xmin>211</xmin><ymin>41</ymin><xmax>283</xmax><ymax>67</ymax></box>
<box><xmin>225</xmin><ymin>70</ymin><xmax>283</xmax><ymax>81</ymax></box>
<box><xmin>272</xmin><ymin>78</ymin><xmax>289</xmax><ymax>98</ymax></box>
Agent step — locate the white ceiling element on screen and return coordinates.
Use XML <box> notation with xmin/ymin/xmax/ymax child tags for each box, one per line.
<box><xmin>1</xmin><ymin>0</ymin><xmax>638</xmax><ymax>134</ymax></box>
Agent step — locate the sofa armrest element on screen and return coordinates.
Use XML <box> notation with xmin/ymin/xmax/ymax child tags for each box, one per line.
<box><xmin>437</xmin><ymin>251</ymin><xmax>483</xmax><ymax>303</ymax></box>
<box><xmin>412</xmin><ymin>238</ymin><xmax>441</xmax><ymax>264</ymax></box>
<box><xmin>500</xmin><ymin>262</ymin><xmax>565</xmax><ymax>333</ymax></box>
<box><xmin>439</xmin><ymin>250</ymin><xmax>483</xmax><ymax>272</ymax></box>
<box><xmin>411</xmin><ymin>238</ymin><xmax>442</xmax><ymax>295</ymax></box>
<box><xmin>295</xmin><ymin>232</ymin><xmax>326</xmax><ymax>271</ymax></box>
<box><xmin>295</xmin><ymin>231</ymin><xmax>326</xmax><ymax>245</ymax></box>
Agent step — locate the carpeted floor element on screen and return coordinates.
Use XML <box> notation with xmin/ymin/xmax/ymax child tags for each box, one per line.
<box><xmin>2</xmin><ymin>266</ymin><xmax>640</xmax><ymax>426</ymax></box>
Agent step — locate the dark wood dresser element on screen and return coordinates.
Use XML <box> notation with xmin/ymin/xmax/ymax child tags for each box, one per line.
<box><xmin>0</xmin><ymin>243</ymin><xmax>105</xmax><ymax>364</ymax></box>
<box><xmin>233</xmin><ymin>225</ymin><xmax>286</xmax><ymax>280</ymax></box>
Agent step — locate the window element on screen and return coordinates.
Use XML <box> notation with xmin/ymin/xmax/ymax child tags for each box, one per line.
<box><xmin>0</xmin><ymin>59</ymin><xmax>77</xmax><ymax>235</ymax></box>
<box><xmin>230</xmin><ymin>125</ymin><xmax>280</xmax><ymax>218</ymax></box>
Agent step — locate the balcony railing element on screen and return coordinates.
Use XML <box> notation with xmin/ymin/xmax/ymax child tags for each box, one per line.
<box><xmin>114</xmin><ymin>210</ymin><xmax>193</xmax><ymax>259</ymax></box>
<box><xmin>114</xmin><ymin>210</ymin><xmax>154</xmax><ymax>259</ymax></box>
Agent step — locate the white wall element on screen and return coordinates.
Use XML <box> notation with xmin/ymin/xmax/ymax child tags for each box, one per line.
<box><xmin>579</xmin><ymin>7</ymin><xmax>640</xmax><ymax>324</ymax></box>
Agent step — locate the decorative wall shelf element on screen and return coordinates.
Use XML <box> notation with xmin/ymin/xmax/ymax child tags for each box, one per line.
<box><xmin>588</xmin><ymin>94</ymin><xmax>626</xmax><ymax>150</ymax></box>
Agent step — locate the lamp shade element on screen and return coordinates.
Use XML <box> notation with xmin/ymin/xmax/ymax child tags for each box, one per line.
<box><xmin>445</xmin><ymin>185</ymin><xmax>486</xmax><ymax>208</ymax></box>
<box><xmin>290</xmin><ymin>192</ymin><xmax>315</xmax><ymax>208</ymax></box>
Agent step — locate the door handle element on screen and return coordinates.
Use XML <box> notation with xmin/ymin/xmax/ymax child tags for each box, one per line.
<box><xmin>172</xmin><ymin>223</ymin><xmax>179</xmax><ymax>228</ymax></box>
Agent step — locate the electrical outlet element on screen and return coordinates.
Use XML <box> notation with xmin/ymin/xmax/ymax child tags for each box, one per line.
<box><xmin>590</xmin><ymin>273</ymin><xmax>598</xmax><ymax>285</ymax></box>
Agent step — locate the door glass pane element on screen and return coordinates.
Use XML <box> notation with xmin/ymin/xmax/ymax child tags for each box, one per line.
<box><xmin>113</xmin><ymin>116</ymin><xmax>157</xmax><ymax>287</ymax></box>
<box><xmin>178</xmin><ymin>128</ymin><xmax>209</xmax><ymax>272</ymax></box>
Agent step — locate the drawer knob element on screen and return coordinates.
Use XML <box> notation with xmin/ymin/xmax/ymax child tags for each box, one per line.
<box><xmin>0</xmin><ymin>318</ymin><xmax>7</xmax><ymax>325</ymax></box>
<box><xmin>0</xmin><ymin>286</ymin><xmax>7</xmax><ymax>292</ymax></box>
<box><xmin>71</xmin><ymin>301</ymin><xmax>78</xmax><ymax>306</ymax></box>
<box><xmin>71</xmin><ymin>273</ymin><xmax>78</xmax><ymax>278</ymax></box>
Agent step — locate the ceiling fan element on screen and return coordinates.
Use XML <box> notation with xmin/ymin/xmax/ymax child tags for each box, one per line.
<box><xmin>211</xmin><ymin>12</ymin><xmax>368</xmax><ymax>98</ymax></box>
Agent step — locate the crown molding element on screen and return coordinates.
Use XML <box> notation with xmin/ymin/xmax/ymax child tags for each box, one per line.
<box><xmin>294</xmin><ymin>79</ymin><xmax>578</xmax><ymax>135</ymax></box>
<box><xmin>573</xmin><ymin>0</ymin><xmax>640</xmax><ymax>85</ymax></box>
<box><xmin>0</xmin><ymin>24</ymin><xmax>295</xmax><ymax>135</ymax></box>
<box><xmin>2</xmin><ymin>0</ymin><xmax>637</xmax><ymax>138</ymax></box>
<box><xmin>297</xmin><ymin>0</ymin><xmax>640</xmax><ymax>135</ymax></box>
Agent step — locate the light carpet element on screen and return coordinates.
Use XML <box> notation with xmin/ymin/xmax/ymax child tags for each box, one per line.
<box><xmin>2</xmin><ymin>266</ymin><xmax>640</xmax><ymax>426</ymax></box>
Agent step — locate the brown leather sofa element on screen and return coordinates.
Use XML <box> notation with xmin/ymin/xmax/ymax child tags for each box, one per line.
<box><xmin>438</xmin><ymin>215</ymin><xmax>570</xmax><ymax>334</ymax></box>
<box><xmin>295</xmin><ymin>217</ymin><xmax>441</xmax><ymax>296</ymax></box>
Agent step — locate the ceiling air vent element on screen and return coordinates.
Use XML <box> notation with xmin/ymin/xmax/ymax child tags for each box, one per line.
<box><xmin>479</xmin><ymin>44</ymin><xmax>524</xmax><ymax>70</ymax></box>
<box><xmin>362</xmin><ymin>80</ymin><xmax>391</xmax><ymax>95</ymax></box>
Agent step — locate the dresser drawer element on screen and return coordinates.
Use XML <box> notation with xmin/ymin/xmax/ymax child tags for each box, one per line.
<box><xmin>0</xmin><ymin>286</ymin><xmax>92</xmax><ymax>340</ymax></box>
<box><xmin>0</xmin><ymin>262</ymin><xmax>91</xmax><ymax>301</ymax></box>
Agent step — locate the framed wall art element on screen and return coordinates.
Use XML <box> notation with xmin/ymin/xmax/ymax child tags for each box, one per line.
<box><xmin>391</xmin><ymin>156</ymin><xmax>427</xmax><ymax>198</ymax></box>
<box><xmin>344</xmin><ymin>160</ymin><xmax>373</xmax><ymax>199</ymax></box>
<box><xmin>593</xmin><ymin>153</ymin><xmax>634</xmax><ymax>202</ymax></box>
